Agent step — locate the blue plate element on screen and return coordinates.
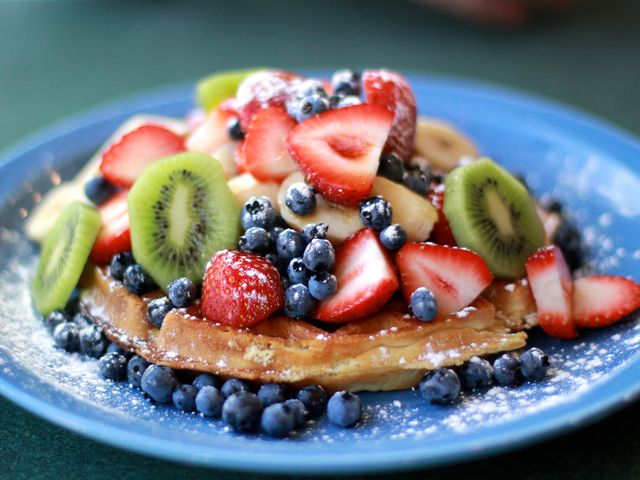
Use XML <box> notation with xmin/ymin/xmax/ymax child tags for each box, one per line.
<box><xmin>0</xmin><ymin>73</ymin><xmax>639</xmax><ymax>475</ymax></box>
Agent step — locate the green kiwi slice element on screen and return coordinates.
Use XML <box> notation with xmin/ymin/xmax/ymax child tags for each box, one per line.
<box><xmin>443</xmin><ymin>157</ymin><xmax>545</xmax><ymax>279</ymax></box>
<box><xmin>128</xmin><ymin>152</ymin><xmax>241</xmax><ymax>290</ymax></box>
<box><xmin>196</xmin><ymin>68</ymin><xmax>265</xmax><ymax>112</ymax></box>
<box><xmin>32</xmin><ymin>201</ymin><xmax>101</xmax><ymax>315</ymax></box>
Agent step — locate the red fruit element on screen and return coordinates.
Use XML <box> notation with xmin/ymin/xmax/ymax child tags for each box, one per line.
<box><xmin>573</xmin><ymin>275</ymin><xmax>640</xmax><ymax>328</ymax></box>
<box><xmin>525</xmin><ymin>246</ymin><xmax>577</xmax><ymax>339</ymax></box>
<box><xmin>236</xmin><ymin>70</ymin><xmax>302</xmax><ymax>130</ymax></box>
<box><xmin>315</xmin><ymin>229</ymin><xmax>399</xmax><ymax>323</ymax></box>
<box><xmin>396</xmin><ymin>242</ymin><xmax>493</xmax><ymax>316</ymax></box>
<box><xmin>362</xmin><ymin>69</ymin><xmax>417</xmax><ymax>161</ymax></box>
<box><xmin>234</xmin><ymin>141</ymin><xmax>247</xmax><ymax>174</ymax></box>
<box><xmin>201</xmin><ymin>250</ymin><xmax>284</xmax><ymax>328</ymax></box>
<box><xmin>186</xmin><ymin>107</ymin><xmax>235</xmax><ymax>155</ymax></box>
<box><xmin>100</xmin><ymin>125</ymin><xmax>185</xmax><ymax>188</ymax></box>
<box><xmin>218</xmin><ymin>97</ymin><xmax>239</xmax><ymax>116</ymax></box>
<box><xmin>90</xmin><ymin>191</ymin><xmax>131</xmax><ymax>265</ymax></box>
<box><xmin>243</xmin><ymin>106</ymin><xmax>298</xmax><ymax>182</ymax></box>
<box><xmin>287</xmin><ymin>104</ymin><xmax>394</xmax><ymax>207</ymax></box>
<box><xmin>428</xmin><ymin>183</ymin><xmax>457</xmax><ymax>246</ymax></box>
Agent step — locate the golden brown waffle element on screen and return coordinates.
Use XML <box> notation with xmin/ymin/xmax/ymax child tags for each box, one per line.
<box><xmin>79</xmin><ymin>266</ymin><xmax>531</xmax><ymax>392</ymax></box>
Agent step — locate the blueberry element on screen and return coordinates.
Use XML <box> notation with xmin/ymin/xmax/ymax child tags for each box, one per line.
<box><xmin>98</xmin><ymin>352</ymin><xmax>128</xmax><ymax>381</ymax></box>
<box><xmin>301</xmin><ymin>223</ymin><xmax>328</xmax><ymax>243</ymax></box>
<box><xmin>296</xmin><ymin>79</ymin><xmax>328</xmax><ymax>98</ymax></box>
<box><xmin>106</xmin><ymin>342</ymin><xmax>128</xmax><ymax>356</ymax></box>
<box><xmin>296</xmin><ymin>384</ymin><xmax>327</xmax><ymax>417</ymax></box>
<box><xmin>359</xmin><ymin>197</ymin><xmax>392</xmax><ymax>231</ymax></box>
<box><xmin>261</xmin><ymin>403</ymin><xmax>296</xmax><ymax>437</ymax></box>
<box><xmin>419</xmin><ymin>369</ymin><xmax>461</xmax><ymax>405</ymax></box>
<box><xmin>410</xmin><ymin>287</ymin><xmax>438</xmax><ymax>322</ymax></box>
<box><xmin>45</xmin><ymin>310</ymin><xmax>69</xmax><ymax>333</ymax></box>
<box><xmin>258</xmin><ymin>383</ymin><xmax>290</xmax><ymax>407</ymax></box>
<box><xmin>291</xmin><ymin>94</ymin><xmax>329</xmax><ymax>123</ymax></box>
<box><xmin>379</xmin><ymin>224</ymin><xmax>407</xmax><ymax>250</ymax></box>
<box><xmin>283</xmin><ymin>284</ymin><xmax>315</xmax><ymax>318</ymax></box>
<box><xmin>276</xmin><ymin>228</ymin><xmax>306</xmax><ymax>262</ymax></box>
<box><xmin>327</xmin><ymin>391</ymin><xmax>362</xmax><ymax>428</ymax></box>
<box><xmin>331</xmin><ymin>69</ymin><xmax>361</xmax><ymax>97</ymax></box>
<box><xmin>239</xmin><ymin>227</ymin><xmax>271</xmax><ymax>254</ymax></box>
<box><xmin>221</xmin><ymin>378</ymin><xmax>252</xmax><ymax>398</ymax></box>
<box><xmin>173</xmin><ymin>384</ymin><xmax>198</xmax><ymax>412</ymax></box>
<box><xmin>84</xmin><ymin>176</ymin><xmax>118</xmax><ymax>205</ymax></box>
<box><xmin>265</xmin><ymin>253</ymin><xmax>288</xmax><ymax>277</ymax></box>
<box><xmin>287</xmin><ymin>257</ymin><xmax>311</xmax><ymax>285</ymax></box>
<box><xmin>110</xmin><ymin>252</ymin><xmax>135</xmax><ymax>281</ymax></box>
<box><xmin>283</xmin><ymin>398</ymin><xmax>308</xmax><ymax>427</ymax></box>
<box><xmin>73</xmin><ymin>313</ymin><xmax>93</xmax><ymax>329</ymax></box>
<box><xmin>329</xmin><ymin>95</ymin><xmax>361</xmax><ymax>109</ymax></box>
<box><xmin>127</xmin><ymin>355</ymin><xmax>150</xmax><ymax>388</ymax></box>
<box><xmin>123</xmin><ymin>264</ymin><xmax>157</xmax><ymax>295</ymax></box>
<box><xmin>459</xmin><ymin>356</ymin><xmax>493</xmax><ymax>391</ymax></box>
<box><xmin>302</xmin><ymin>238</ymin><xmax>335</xmax><ymax>272</ymax></box>
<box><xmin>285</xmin><ymin>182</ymin><xmax>317</xmax><ymax>215</ymax></box>
<box><xmin>64</xmin><ymin>289</ymin><xmax>81</xmax><ymax>316</ymax></box>
<box><xmin>222</xmin><ymin>391</ymin><xmax>264</xmax><ymax>433</ymax></box>
<box><xmin>377</xmin><ymin>153</ymin><xmax>405</xmax><ymax>183</ymax></box>
<box><xmin>141</xmin><ymin>365</ymin><xmax>178</xmax><ymax>403</ymax></box>
<box><xmin>308</xmin><ymin>271</ymin><xmax>338</xmax><ymax>300</ymax></box>
<box><xmin>227</xmin><ymin>117</ymin><xmax>245</xmax><ymax>141</ymax></box>
<box><xmin>195</xmin><ymin>385</ymin><xmax>225</xmax><ymax>417</ymax></box>
<box><xmin>403</xmin><ymin>168</ymin><xmax>430</xmax><ymax>196</ymax></box>
<box><xmin>167</xmin><ymin>277</ymin><xmax>197</xmax><ymax>307</ymax></box>
<box><xmin>78</xmin><ymin>325</ymin><xmax>108</xmax><ymax>358</ymax></box>
<box><xmin>192</xmin><ymin>373</ymin><xmax>222</xmax><ymax>390</ymax></box>
<box><xmin>552</xmin><ymin>219</ymin><xmax>584</xmax><ymax>271</ymax></box>
<box><xmin>53</xmin><ymin>322</ymin><xmax>79</xmax><ymax>352</ymax></box>
<box><xmin>493</xmin><ymin>353</ymin><xmax>521</xmax><ymax>386</ymax></box>
<box><xmin>519</xmin><ymin>347</ymin><xmax>550</xmax><ymax>382</ymax></box>
<box><xmin>241</xmin><ymin>196</ymin><xmax>277</xmax><ymax>230</ymax></box>
<box><xmin>147</xmin><ymin>296</ymin><xmax>173</xmax><ymax>328</ymax></box>
<box><xmin>268</xmin><ymin>226</ymin><xmax>284</xmax><ymax>247</ymax></box>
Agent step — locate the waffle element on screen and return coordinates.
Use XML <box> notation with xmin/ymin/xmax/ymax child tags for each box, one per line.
<box><xmin>79</xmin><ymin>265</ymin><xmax>532</xmax><ymax>392</ymax></box>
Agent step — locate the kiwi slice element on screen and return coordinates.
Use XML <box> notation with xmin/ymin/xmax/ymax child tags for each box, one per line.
<box><xmin>128</xmin><ymin>152</ymin><xmax>240</xmax><ymax>290</ymax></box>
<box><xmin>32</xmin><ymin>201</ymin><xmax>101</xmax><ymax>315</ymax></box>
<box><xmin>196</xmin><ymin>68</ymin><xmax>265</xmax><ymax>112</ymax></box>
<box><xmin>443</xmin><ymin>158</ymin><xmax>545</xmax><ymax>279</ymax></box>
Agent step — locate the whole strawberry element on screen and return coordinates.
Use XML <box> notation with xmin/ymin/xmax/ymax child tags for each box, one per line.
<box><xmin>201</xmin><ymin>250</ymin><xmax>284</xmax><ymax>327</ymax></box>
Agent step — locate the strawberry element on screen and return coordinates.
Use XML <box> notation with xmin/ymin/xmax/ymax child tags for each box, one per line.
<box><xmin>186</xmin><ymin>107</ymin><xmax>235</xmax><ymax>155</ymax></box>
<box><xmin>362</xmin><ymin>69</ymin><xmax>417</xmax><ymax>161</ymax></box>
<box><xmin>287</xmin><ymin>104</ymin><xmax>394</xmax><ymax>207</ymax></box>
<box><xmin>243</xmin><ymin>106</ymin><xmax>298</xmax><ymax>182</ymax></box>
<box><xmin>218</xmin><ymin>97</ymin><xmax>239</xmax><ymax>116</ymax></box>
<box><xmin>90</xmin><ymin>191</ymin><xmax>131</xmax><ymax>265</ymax></box>
<box><xmin>573</xmin><ymin>275</ymin><xmax>640</xmax><ymax>328</ymax></box>
<box><xmin>234</xmin><ymin>141</ymin><xmax>247</xmax><ymax>174</ymax></box>
<box><xmin>315</xmin><ymin>229</ymin><xmax>399</xmax><ymax>323</ymax></box>
<box><xmin>428</xmin><ymin>183</ymin><xmax>457</xmax><ymax>246</ymax></box>
<box><xmin>525</xmin><ymin>245</ymin><xmax>577</xmax><ymax>339</ymax></box>
<box><xmin>396</xmin><ymin>242</ymin><xmax>493</xmax><ymax>316</ymax></box>
<box><xmin>100</xmin><ymin>124</ymin><xmax>185</xmax><ymax>188</ymax></box>
<box><xmin>201</xmin><ymin>250</ymin><xmax>284</xmax><ymax>328</ymax></box>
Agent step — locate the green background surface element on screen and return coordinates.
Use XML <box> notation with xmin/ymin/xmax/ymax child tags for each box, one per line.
<box><xmin>1</xmin><ymin>0</ymin><xmax>639</xmax><ymax>478</ymax></box>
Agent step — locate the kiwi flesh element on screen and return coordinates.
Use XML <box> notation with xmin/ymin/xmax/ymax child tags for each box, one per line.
<box><xmin>32</xmin><ymin>201</ymin><xmax>101</xmax><ymax>315</ymax></box>
<box><xmin>443</xmin><ymin>157</ymin><xmax>545</xmax><ymax>279</ymax></box>
<box><xmin>128</xmin><ymin>152</ymin><xmax>240</xmax><ymax>290</ymax></box>
<box><xmin>196</xmin><ymin>68</ymin><xmax>265</xmax><ymax>112</ymax></box>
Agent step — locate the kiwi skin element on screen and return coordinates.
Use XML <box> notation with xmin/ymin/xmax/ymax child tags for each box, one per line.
<box><xmin>443</xmin><ymin>158</ymin><xmax>545</xmax><ymax>279</ymax></box>
<box><xmin>128</xmin><ymin>152</ymin><xmax>241</xmax><ymax>291</ymax></box>
<box><xmin>196</xmin><ymin>68</ymin><xmax>265</xmax><ymax>112</ymax></box>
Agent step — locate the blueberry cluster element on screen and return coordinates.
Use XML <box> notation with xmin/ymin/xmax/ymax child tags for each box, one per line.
<box><xmin>358</xmin><ymin>195</ymin><xmax>407</xmax><ymax>252</ymax></box>
<box><xmin>46</xmin><ymin>309</ymin><xmax>110</xmax><ymax>358</ymax></box>
<box><xmin>146</xmin><ymin>277</ymin><xmax>197</xmax><ymax>328</ymax></box>
<box><xmin>419</xmin><ymin>347</ymin><xmax>551</xmax><ymax>405</ymax></box>
<box><xmin>110</xmin><ymin>252</ymin><xmax>157</xmax><ymax>295</ymax></box>
<box><xmin>377</xmin><ymin>153</ymin><xmax>433</xmax><ymax>196</ymax></box>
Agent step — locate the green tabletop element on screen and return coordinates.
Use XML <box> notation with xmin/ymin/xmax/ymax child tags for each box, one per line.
<box><xmin>1</xmin><ymin>1</ymin><xmax>639</xmax><ymax>479</ymax></box>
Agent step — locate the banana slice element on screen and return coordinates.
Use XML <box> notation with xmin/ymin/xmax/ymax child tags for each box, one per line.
<box><xmin>370</xmin><ymin>176</ymin><xmax>438</xmax><ymax>242</ymax></box>
<box><xmin>228</xmin><ymin>173</ymin><xmax>280</xmax><ymax>212</ymax></box>
<box><xmin>414</xmin><ymin>117</ymin><xmax>478</xmax><ymax>172</ymax></box>
<box><xmin>277</xmin><ymin>172</ymin><xmax>361</xmax><ymax>244</ymax></box>
<box><xmin>212</xmin><ymin>142</ymin><xmax>239</xmax><ymax>179</ymax></box>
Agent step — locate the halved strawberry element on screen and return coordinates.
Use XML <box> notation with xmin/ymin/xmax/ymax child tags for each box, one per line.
<box><xmin>186</xmin><ymin>107</ymin><xmax>235</xmax><ymax>155</ymax></box>
<box><xmin>573</xmin><ymin>275</ymin><xmax>640</xmax><ymax>328</ymax></box>
<box><xmin>396</xmin><ymin>242</ymin><xmax>493</xmax><ymax>316</ymax></box>
<box><xmin>100</xmin><ymin>124</ymin><xmax>185</xmax><ymax>188</ymax></box>
<box><xmin>287</xmin><ymin>104</ymin><xmax>394</xmax><ymax>207</ymax></box>
<box><xmin>428</xmin><ymin>183</ymin><xmax>457</xmax><ymax>246</ymax></box>
<box><xmin>315</xmin><ymin>229</ymin><xmax>399</xmax><ymax>323</ymax></box>
<box><xmin>234</xmin><ymin>141</ymin><xmax>247</xmax><ymax>174</ymax></box>
<box><xmin>90</xmin><ymin>191</ymin><xmax>131</xmax><ymax>265</ymax></box>
<box><xmin>362</xmin><ymin>69</ymin><xmax>416</xmax><ymax>161</ymax></box>
<box><xmin>243</xmin><ymin>106</ymin><xmax>298</xmax><ymax>182</ymax></box>
<box><xmin>201</xmin><ymin>250</ymin><xmax>284</xmax><ymax>328</ymax></box>
<box><xmin>525</xmin><ymin>245</ymin><xmax>577</xmax><ymax>339</ymax></box>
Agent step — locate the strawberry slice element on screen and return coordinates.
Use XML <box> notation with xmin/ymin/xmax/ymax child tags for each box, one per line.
<box><xmin>396</xmin><ymin>242</ymin><xmax>493</xmax><ymax>316</ymax></box>
<box><xmin>243</xmin><ymin>106</ymin><xmax>298</xmax><ymax>182</ymax></box>
<box><xmin>362</xmin><ymin>69</ymin><xmax>417</xmax><ymax>161</ymax></box>
<box><xmin>90</xmin><ymin>191</ymin><xmax>131</xmax><ymax>265</ymax></box>
<box><xmin>315</xmin><ymin>229</ymin><xmax>399</xmax><ymax>323</ymax></box>
<box><xmin>525</xmin><ymin>245</ymin><xmax>577</xmax><ymax>339</ymax></box>
<box><xmin>186</xmin><ymin>107</ymin><xmax>235</xmax><ymax>155</ymax></box>
<box><xmin>428</xmin><ymin>183</ymin><xmax>457</xmax><ymax>246</ymax></box>
<box><xmin>287</xmin><ymin>104</ymin><xmax>394</xmax><ymax>207</ymax></box>
<box><xmin>234</xmin><ymin>141</ymin><xmax>247</xmax><ymax>174</ymax></box>
<box><xmin>201</xmin><ymin>250</ymin><xmax>284</xmax><ymax>328</ymax></box>
<box><xmin>573</xmin><ymin>275</ymin><xmax>640</xmax><ymax>328</ymax></box>
<box><xmin>100</xmin><ymin>124</ymin><xmax>185</xmax><ymax>188</ymax></box>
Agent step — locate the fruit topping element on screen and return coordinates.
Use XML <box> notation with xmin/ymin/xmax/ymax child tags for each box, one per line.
<box><xmin>327</xmin><ymin>391</ymin><xmax>362</xmax><ymax>428</ymax></box>
<box><xmin>276</xmin><ymin>228</ymin><xmax>306</xmax><ymax>262</ymax></box>
<box><xmin>296</xmin><ymin>384</ymin><xmax>327</xmax><ymax>417</ymax></box>
<box><xmin>195</xmin><ymin>386</ymin><xmax>225</xmax><ymax>417</ymax></box>
<box><xmin>551</xmin><ymin>216</ymin><xmax>585</xmax><ymax>272</ymax></box>
<box><xmin>308</xmin><ymin>271</ymin><xmax>338</xmax><ymax>300</ymax></box>
<box><xmin>173</xmin><ymin>384</ymin><xmax>198</xmax><ymax>412</ymax></box>
<box><xmin>221</xmin><ymin>378</ymin><xmax>252</xmax><ymax>398</ymax></box>
<box><xmin>84</xmin><ymin>176</ymin><xmax>119</xmax><ymax>205</ymax></box>
<box><xmin>98</xmin><ymin>352</ymin><xmax>128</xmax><ymax>381</ymax></box>
<box><xmin>122</xmin><ymin>264</ymin><xmax>157</xmax><ymax>295</ymax></box>
<box><xmin>109</xmin><ymin>251</ymin><xmax>135</xmax><ymax>281</ymax></box>
<box><xmin>403</xmin><ymin>165</ymin><xmax>431</xmax><ymax>196</ymax></box>
<box><xmin>186</xmin><ymin>107</ymin><xmax>236</xmax><ymax>156</ymax></box>
<box><xmin>192</xmin><ymin>373</ymin><xmax>222</xmax><ymax>391</ymax></box>
<box><xmin>141</xmin><ymin>364</ymin><xmax>178</xmax><ymax>403</ymax></box>
<box><xmin>519</xmin><ymin>347</ymin><xmax>550</xmax><ymax>381</ymax></box>
<box><xmin>331</xmin><ymin>69</ymin><xmax>362</xmax><ymax>97</ymax></box>
<box><xmin>127</xmin><ymin>355</ymin><xmax>150</xmax><ymax>388</ymax></box>
<box><xmin>53</xmin><ymin>322</ymin><xmax>80</xmax><ymax>352</ymax></box>
<box><xmin>410</xmin><ymin>287</ymin><xmax>438</xmax><ymax>322</ymax></box>
<box><xmin>492</xmin><ymin>353</ymin><xmax>521</xmax><ymax>386</ymax></box>
<box><xmin>428</xmin><ymin>183</ymin><xmax>457</xmax><ymax>246</ymax></box>
<box><xmin>284</xmin><ymin>283</ymin><xmax>315</xmax><ymax>319</ymax></box>
<box><xmin>285</xmin><ymin>182</ymin><xmax>317</xmax><ymax>216</ymax></box>
<box><xmin>240</xmin><ymin>195</ymin><xmax>277</xmax><ymax>230</ymax></box>
<box><xmin>196</xmin><ymin>68</ymin><xmax>263</xmax><ymax>112</ymax></box>
<box><xmin>261</xmin><ymin>403</ymin><xmax>296</xmax><ymax>437</ymax></box>
<box><xmin>419</xmin><ymin>368</ymin><xmax>460</xmax><ymax>405</ymax></box>
<box><xmin>377</xmin><ymin>152</ymin><xmax>405</xmax><ymax>183</ymax></box>
<box><xmin>89</xmin><ymin>191</ymin><xmax>131</xmax><ymax>265</ymax></box>
<box><xmin>78</xmin><ymin>325</ymin><xmax>108</xmax><ymax>358</ymax></box>
<box><xmin>147</xmin><ymin>296</ymin><xmax>172</xmax><ymax>328</ymax></box>
<box><xmin>289</xmin><ymin>93</ymin><xmax>330</xmax><ymax>123</ymax></box>
<box><xmin>572</xmin><ymin>275</ymin><xmax>640</xmax><ymax>328</ymax></box>
<box><xmin>287</xmin><ymin>104</ymin><xmax>394</xmax><ymax>207</ymax></box>
<box><xmin>413</xmin><ymin>118</ymin><xmax>478</xmax><ymax>172</ymax></box>
<box><xmin>303</xmin><ymin>238</ymin><xmax>336</xmax><ymax>273</ymax></box>
<box><xmin>359</xmin><ymin>196</ymin><xmax>392</xmax><ymax>231</ymax></box>
<box><xmin>459</xmin><ymin>356</ymin><xmax>493</xmax><ymax>390</ymax></box>
<box><xmin>257</xmin><ymin>383</ymin><xmax>290</xmax><ymax>407</ymax></box>
<box><xmin>238</xmin><ymin>226</ymin><xmax>271</xmax><ymax>254</ymax></box>
<box><xmin>379</xmin><ymin>224</ymin><xmax>408</xmax><ymax>251</ymax></box>
<box><xmin>167</xmin><ymin>277</ymin><xmax>197</xmax><ymax>307</ymax></box>
<box><xmin>222</xmin><ymin>391</ymin><xmax>264</xmax><ymax>433</ymax></box>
